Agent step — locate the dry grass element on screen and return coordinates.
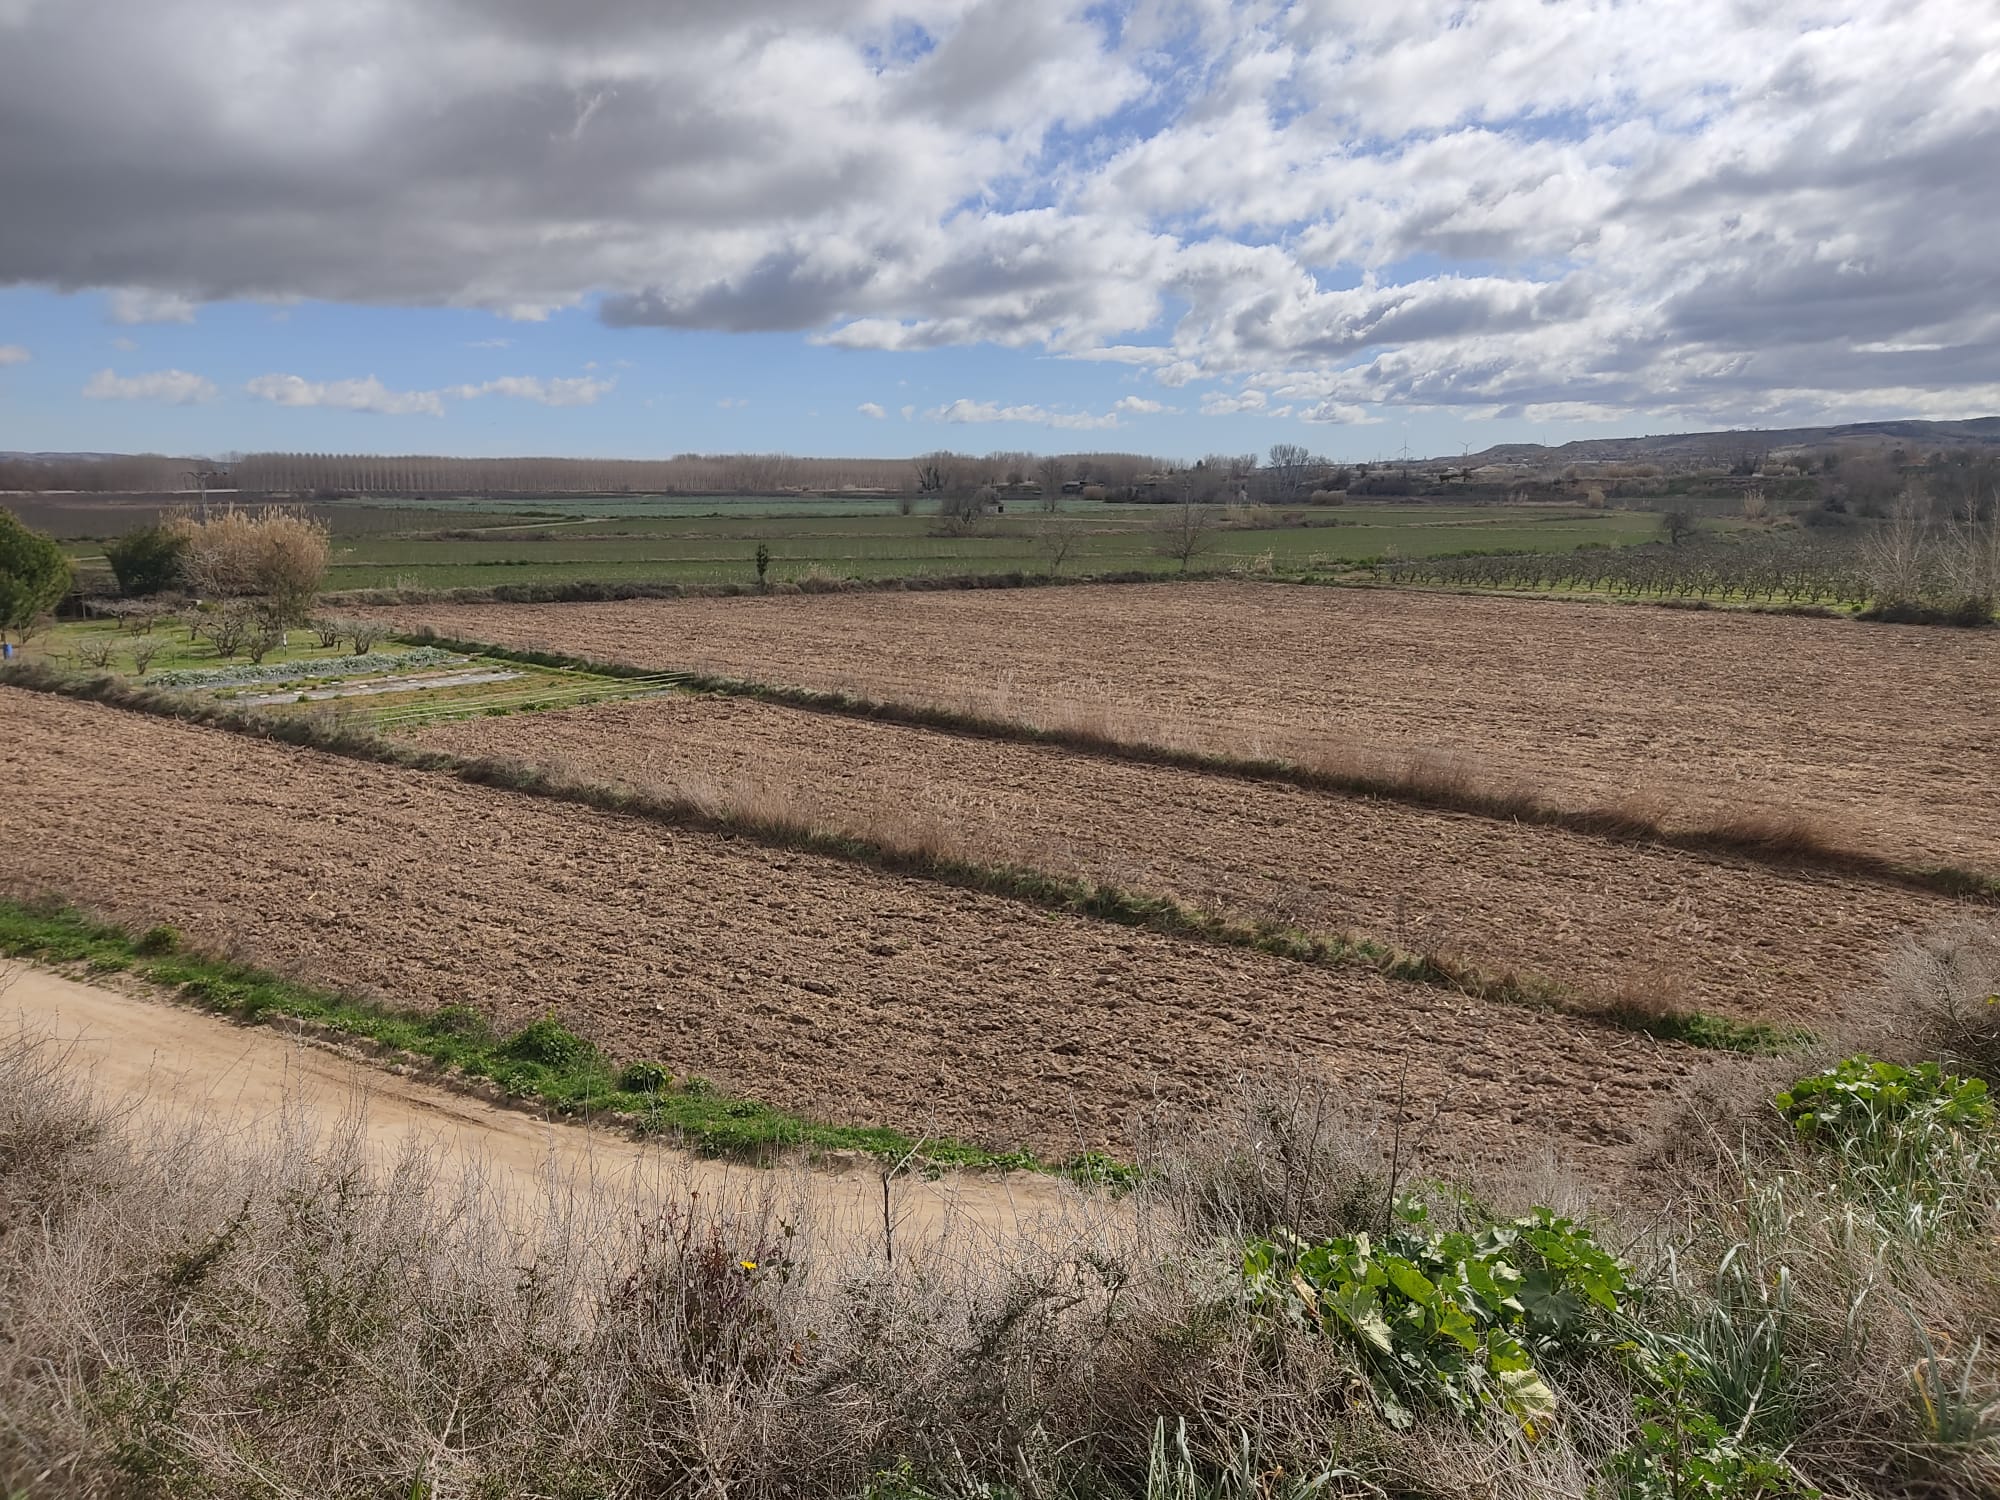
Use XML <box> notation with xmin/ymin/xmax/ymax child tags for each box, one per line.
<box><xmin>9</xmin><ymin>1002</ymin><xmax>1997</xmax><ymax>1498</ymax></box>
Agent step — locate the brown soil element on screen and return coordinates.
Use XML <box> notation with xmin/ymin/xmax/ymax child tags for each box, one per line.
<box><xmin>1</xmin><ymin>687</ymin><xmax>1699</xmax><ymax>1173</ymax></box>
<box><xmin>3</xmin><ymin>962</ymin><xmax>1085</xmax><ymax>1250</ymax></box>
<box><xmin>380</xmin><ymin>584</ymin><xmax>2000</xmax><ymax>871</ymax></box>
<box><xmin>412</xmin><ymin>695</ymin><xmax>1959</xmax><ymax>1024</ymax></box>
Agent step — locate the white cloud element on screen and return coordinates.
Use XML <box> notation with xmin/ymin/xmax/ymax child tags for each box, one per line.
<box><xmin>110</xmin><ymin>336</ymin><xmax>138</xmax><ymax>352</ymax></box>
<box><xmin>82</xmin><ymin>367</ymin><xmax>216</xmax><ymax>404</ymax></box>
<box><xmin>466</xmin><ymin>337</ymin><xmax>513</xmax><ymax>350</ymax></box>
<box><xmin>1201</xmin><ymin>388</ymin><xmax>1266</xmax><ymax>416</ymax></box>
<box><xmin>105</xmin><ymin>288</ymin><xmax>197</xmax><ymax>325</ymax></box>
<box><xmin>0</xmin><ymin>344</ymin><xmax>29</xmax><ymax>366</ymax></box>
<box><xmin>928</xmin><ymin>398</ymin><xmax>1120</xmax><ymax>430</ymax></box>
<box><xmin>899</xmin><ymin>404</ymin><xmax>916</xmax><ymax>420</ymax></box>
<box><xmin>450</xmin><ymin>375</ymin><xmax>614</xmax><ymax>407</ymax></box>
<box><xmin>2</xmin><ymin>1</ymin><xmax>1997</xmax><ymax>424</ymax></box>
<box><xmin>246</xmin><ymin>373</ymin><xmax>444</xmax><ymax>416</ymax></box>
<box><xmin>1112</xmin><ymin>395</ymin><xmax>1168</xmax><ymax>415</ymax></box>
<box><xmin>857</xmin><ymin>400</ymin><xmax>886</xmax><ymax>418</ymax></box>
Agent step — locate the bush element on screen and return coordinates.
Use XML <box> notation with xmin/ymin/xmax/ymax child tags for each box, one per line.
<box><xmin>135</xmin><ymin>924</ymin><xmax>181</xmax><ymax>956</ymax></box>
<box><xmin>0</xmin><ymin>510</ymin><xmax>72</xmax><ymax>642</ymax></box>
<box><xmin>166</xmin><ymin>508</ymin><xmax>328</xmax><ymax>624</ymax></box>
<box><xmin>618</xmin><ymin>1060</ymin><xmax>672</xmax><ymax>1095</ymax></box>
<box><xmin>1242</xmin><ymin>1204</ymin><xmax>1631</xmax><ymax>1429</ymax></box>
<box><xmin>500</xmin><ymin>1014</ymin><xmax>592</xmax><ymax>1070</ymax></box>
<box><xmin>103</xmin><ymin>526</ymin><xmax>189</xmax><ymax>597</ymax></box>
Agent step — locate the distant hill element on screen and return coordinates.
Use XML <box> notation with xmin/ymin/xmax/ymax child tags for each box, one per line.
<box><xmin>1452</xmin><ymin>417</ymin><xmax>2000</xmax><ymax>467</ymax></box>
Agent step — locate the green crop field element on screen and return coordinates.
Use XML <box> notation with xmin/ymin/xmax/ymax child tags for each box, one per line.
<box><xmin>12</xmin><ymin>490</ymin><xmax>1695</xmax><ymax>595</ymax></box>
<box><xmin>314</xmin><ymin>503</ymin><xmax>1670</xmax><ymax>591</ymax></box>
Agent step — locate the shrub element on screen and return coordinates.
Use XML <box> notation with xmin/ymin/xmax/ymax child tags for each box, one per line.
<box><xmin>166</xmin><ymin>508</ymin><xmax>329</xmax><ymax>624</ymax></box>
<box><xmin>618</xmin><ymin>1060</ymin><xmax>672</xmax><ymax>1095</ymax></box>
<box><xmin>500</xmin><ymin>1014</ymin><xmax>592</xmax><ymax>1070</ymax></box>
<box><xmin>0</xmin><ymin>509</ymin><xmax>72</xmax><ymax>643</ymax></box>
<box><xmin>1242</xmin><ymin>1203</ymin><xmax>1631</xmax><ymax>1429</ymax></box>
<box><xmin>103</xmin><ymin>525</ymin><xmax>189</xmax><ymax>597</ymax></box>
<box><xmin>135</xmin><ymin>924</ymin><xmax>181</xmax><ymax>956</ymax></box>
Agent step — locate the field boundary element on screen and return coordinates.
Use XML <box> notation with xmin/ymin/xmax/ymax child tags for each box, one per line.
<box><xmin>322</xmin><ymin>565</ymin><xmax>1181</xmax><ymax>609</ymax></box>
<box><xmin>0</xmin><ymin>663</ymin><xmax>1800</xmax><ymax>1051</ymax></box>
<box><xmin>0</xmin><ymin>898</ymin><xmax>1120</xmax><ymax>1179</ymax></box>
<box><xmin>397</xmin><ymin>634</ymin><xmax>2000</xmax><ymax>905</ymax></box>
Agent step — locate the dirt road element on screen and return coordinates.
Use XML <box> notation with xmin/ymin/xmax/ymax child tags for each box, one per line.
<box><xmin>2</xmin><ymin>962</ymin><xmax>1091</xmax><ymax>1253</ymax></box>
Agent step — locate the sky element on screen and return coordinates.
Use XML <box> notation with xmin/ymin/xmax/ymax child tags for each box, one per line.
<box><xmin>1</xmin><ymin>0</ymin><xmax>1997</xmax><ymax>462</ymax></box>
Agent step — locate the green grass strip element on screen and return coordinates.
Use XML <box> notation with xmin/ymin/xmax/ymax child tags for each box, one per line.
<box><xmin>0</xmin><ymin>898</ymin><xmax>1128</xmax><ymax>1182</ymax></box>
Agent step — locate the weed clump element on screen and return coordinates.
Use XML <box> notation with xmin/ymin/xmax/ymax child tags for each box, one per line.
<box><xmin>617</xmin><ymin>1060</ymin><xmax>672</xmax><ymax>1095</ymax></box>
<box><xmin>499</xmin><ymin>1013</ymin><xmax>593</xmax><ymax>1070</ymax></box>
<box><xmin>134</xmin><ymin>924</ymin><xmax>181</xmax><ymax>956</ymax></box>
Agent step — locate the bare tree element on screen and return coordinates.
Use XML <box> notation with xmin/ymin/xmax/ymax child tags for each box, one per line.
<box><xmin>1660</xmin><ymin>508</ymin><xmax>1699</xmax><ymax>547</ymax></box>
<box><xmin>1035</xmin><ymin>455</ymin><xmax>1067</xmax><ymax>511</ymax></box>
<box><xmin>1864</xmin><ymin>488</ymin><xmax>1934</xmax><ymax>605</ymax></box>
<box><xmin>1033</xmin><ymin>515</ymin><xmax>1088</xmax><ymax>576</ymax></box>
<box><xmin>1154</xmin><ymin>499</ymin><xmax>1217</xmax><ymax>574</ymax></box>
<box><xmin>129</xmin><ymin>637</ymin><xmax>163</xmax><ymax>675</ymax></box>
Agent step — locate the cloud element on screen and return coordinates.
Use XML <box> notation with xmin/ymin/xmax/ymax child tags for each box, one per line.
<box><xmin>449</xmin><ymin>374</ymin><xmax>613</xmax><ymax>406</ymax></box>
<box><xmin>1201</xmin><ymin>388</ymin><xmax>1265</xmax><ymax>416</ymax></box>
<box><xmin>105</xmin><ymin>289</ymin><xmax>197</xmax><ymax>325</ymax></box>
<box><xmin>246</xmin><ymin>373</ymin><xmax>444</xmax><ymax>416</ymax></box>
<box><xmin>1112</xmin><ymin>395</ymin><xmax>1168</xmax><ymax>415</ymax></box>
<box><xmin>0</xmin><ymin>344</ymin><xmax>28</xmax><ymax>366</ymax></box>
<box><xmin>82</xmin><ymin>367</ymin><xmax>216</xmax><ymax>404</ymax></box>
<box><xmin>857</xmin><ymin>400</ymin><xmax>886</xmax><ymax>418</ymax></box>
<box><xmin>466</xmin><ymin>337</ymin><xmax>513</xmax><ymax>350</ymax></box>
<box><xmin>2</xmin><ymin>1</ymin><xmax>1997</xmax><ymax>424</ymax></box>
<box><xmin>928</xmin><ymin>398</ymin><xmax>1119</xmax><ymax>430</ymax></box>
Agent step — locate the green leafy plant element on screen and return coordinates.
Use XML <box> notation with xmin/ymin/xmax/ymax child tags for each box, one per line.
<box><xmin>135</xmin><ymin>923</ymin><xmax>181</xmax><ymax>956</ymax></box>
<box><xmin>1776</xmin><ymin>1056</ymin><xmax>1995</xmax><ymax>1228</ymax></box>
<box><xmin>499</xmin><ymin>1013</ymin><xmax>592</xmax><ymax>1069</ymax></box>
<box><xmin>617</xmin><ymin>1059</ymin><xmax>672</xmax><ymax>1094</ymax></box>
<box><xmin>1610</xmin><ymin>1353</ymin><xmax>1820</xmax><ymax>1499</ymax></box>
<box><xmin>1776</xmin><ymin>1057</ymin><xmax>1993</xmax><ymax>1142</ymax></box>
<box><xmin>1242</xmin><ymin>1203</ymin><xmax>1630</xmax><ymax>1428</ymax></box>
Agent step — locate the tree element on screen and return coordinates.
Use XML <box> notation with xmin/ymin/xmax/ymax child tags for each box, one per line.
<box><xmin>1034</xmin><ymin>514</ymin><xmax>1088</xmax><ymax>576</ymax></box>
<box><xmin>1154</xmin><ymin>499</ymin><xmax>1216</xmax><ymax>574</ymax></box>
<box><xmin>1035</xmin><ymin>455</ymin><xmax>1067</xmax><ymax>511</ymax></box>
<box><xmin>1863</xmin><ymin>489</ymin><xmax>1933</xmax><ymax>606</ymax></box>
<box><xmin>104</xmin><ymin>524</ymin><xmax>189</xmax><ymax>597</ymax></box>
<box><xmin>166</xmin><ymin>507</ymin><xmax>329</xmax><ymax>624</ymax></box>
<box><xmin>1660</xmin><ymin>508</ymin><xmax>1699</xmax><ymax>547</ymax></box>
<box><xmin>0</xmin><ymin>510</ymin><xmax>72</xmax><ymax>644</ymax></box>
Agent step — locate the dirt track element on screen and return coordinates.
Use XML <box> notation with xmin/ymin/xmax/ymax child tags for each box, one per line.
<box><xmin>414</xmin><ymin>695</ymin><xmax>1955</xmax><ymax>1024</ymax></box>
<box><xmin>2</xmin><ymin>963</ymin><xmax>1084</xmax><ymax>1249</ymax></box>
<box><xmin>382</xmin><ymin>584</ymin><xmax>2000</xmax><ymax>871</ymax></box>
<box><xmin>0</xmin><ymin>687</ymin><xmax>1699</xmax><ymax>1172</ymax></box>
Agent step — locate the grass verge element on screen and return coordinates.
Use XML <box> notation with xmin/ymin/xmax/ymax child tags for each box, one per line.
<box><xmin>0</xmin><ymin>897</ymin><xmax>1115</xmax><ymax>1179</ymax></box>
<box><xmin>1</xmin><ymin>662</ymin><xmax>1796</xmax><ymax>1053</ymax></box>
<box><xmin>405</xmin><ymin>632</ymin><xmax>2000</xmax><ymax>905</ymax></box>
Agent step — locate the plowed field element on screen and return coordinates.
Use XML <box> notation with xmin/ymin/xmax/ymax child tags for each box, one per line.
<box><xmin>0</xmin><ymin>687</ymin><xmax>1696</xmax><ymax>1171</ymax></box>
<box><xmin>382</xmin><ymin>585</ymin><xmax>2000</xmax><ymax>871</ymax></box>
<box><xmin>413</xmin><ymin>695</ymin><xmax>1962</xmax><ymax>1025</ymax></box>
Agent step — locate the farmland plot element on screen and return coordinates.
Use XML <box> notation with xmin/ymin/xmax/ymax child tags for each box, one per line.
<box><xmin>384</xmin><ymin>583</ymin><xmax>2000</xmax><ymax>872</ymax></box>
<box><xmin>0</xmin><ymin>687</ymin><xmax>1696</xmax><ymax>1171</ymax></box>
<box><xmin>414</xmin><ymin>694</ymin><xmax>1963</xmax><ymax>1025</ymax></box>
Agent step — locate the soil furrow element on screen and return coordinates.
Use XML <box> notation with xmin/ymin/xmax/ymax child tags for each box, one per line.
<box><xmin>2</xmin><ymin>686</ymin><xmax>1696</xmax><ymax>1173</ymax></box>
